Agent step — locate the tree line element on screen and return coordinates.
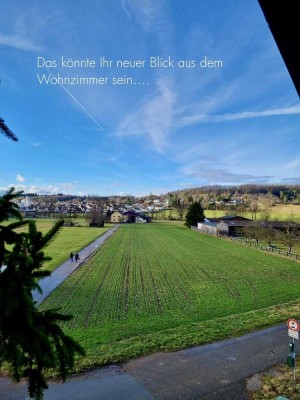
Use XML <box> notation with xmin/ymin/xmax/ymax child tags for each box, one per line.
<box><xmin>237</xmin><ymin>222</ymin><xmax>300</xmax><ymax>254</ymax></box>
<box><xmin>165</xmin><ymin>185</ymin><xmax>300</xmax><ymax>206</ymax></box>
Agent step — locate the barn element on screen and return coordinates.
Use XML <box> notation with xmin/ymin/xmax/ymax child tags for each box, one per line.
<box><xmin>123</xmin><ymin>210</ymin><xmax>151</xmax><ymax>223</ymax></box>
<box><xmin>197</xmin><ymin>215</ymin><xmax>251</xmax><ymax>236</ymax></box>
<box><xmin>216</xmin><ymin>220</ymin><xmax>300</xmax><ymax>237</ymax></box>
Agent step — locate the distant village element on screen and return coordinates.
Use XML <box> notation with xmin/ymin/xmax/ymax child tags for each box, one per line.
<box><xmin>14</xmin><ymin>184</ymin><xmax>300</xmax><ymax>225</ymax></box>
<box><xmin>10</xmin><ymin>187</ymin><xmax>300</xmax><ymax>255</ymax></box>
<box><xmin>15</xmin><ymin>194</ymin><xmax>169</xmax><ymax>223</ymax></box>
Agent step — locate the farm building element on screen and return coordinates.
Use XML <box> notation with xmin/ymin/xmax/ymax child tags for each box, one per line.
<box><xmin>217</xmin><ymin>220</ymin><xmax>300</xmax><ymax>237</ymax></box>
<box><xmin>197</xmin><ymin>215</ymin><xmax>300</xmax><ymax>237</ymax></box>
<box><xmin>123</xmin><ymin>210</ymin><xmax>151</xmax><ymax>223</ymax></box>
<box><xmin>110</xmin><ymin>210</ymin><xmax>151</xmax><ymax>223</ymax></box>
<box><xmin>205</xmin><ymin>215</ymin><xmax>251</xmax><ymax>223</ymax></box>
<box><xmin>197</xmin><ymin>215</ymin><xmax>251</xmax><ymax>236</ymax></box>
<box><xmin>197</xmin><ymin>221</ymin><xmax>218</xmax><ymax>235</ymax></box>
<box><xmin>110</xmin><ymin>211</ymin><xmax>124</xmax><ymax>223</ymax></box>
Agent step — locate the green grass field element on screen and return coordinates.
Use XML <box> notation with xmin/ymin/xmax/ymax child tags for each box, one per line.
<box><xmin>43</xmin><ymin>224</ymin><xmax>114</xmax><ymax>271</ymax></box>
<box><xmin>6</xmin><ymin>219</ymin><xmax>114</xmax><ymax>271</ymax></box>
<box><xmin>41</xmin><ymin>222</ymin><xmax>300</xmax><ymax>371</ymax></box>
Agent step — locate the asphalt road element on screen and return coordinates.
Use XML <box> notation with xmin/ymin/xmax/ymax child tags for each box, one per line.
<box><xmin>0</xmin><ymin>322</ymin><xmax>292</xmax><ymax>400</ymax></box>
<box><xmin>32</xmin><ymin>224</ymin><xmax>120</xmax><ymax>305</ymax></box>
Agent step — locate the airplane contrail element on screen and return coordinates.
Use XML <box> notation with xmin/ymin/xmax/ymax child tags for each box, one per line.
<box><xmin>46</xmin><ymin>69</ymin><xmax>104</xmax><ymax>131</ymax></box>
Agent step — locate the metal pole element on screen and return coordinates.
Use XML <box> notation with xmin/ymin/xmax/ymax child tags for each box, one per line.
<box><xmin>293</xmin><ymin>337</ymin><xmax>296</xmax><ymax>382</ymax></box>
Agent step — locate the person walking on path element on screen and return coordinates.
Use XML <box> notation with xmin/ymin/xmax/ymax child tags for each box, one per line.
<box><xmin>32</xmin><ymin>224</ymin><xmax>120</xmax><ymax>306</ymax></box>
<box><xmin>75</xmin><ymin>253</ymin><xmax>80</xmax><ymax>262</ymax></box>
<box><xmin>70</xmin><ymin>252</ymin><xmax>74</xmax><ymax>262</ymax></box>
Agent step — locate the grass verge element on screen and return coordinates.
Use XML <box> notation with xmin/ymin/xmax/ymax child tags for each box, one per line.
<box><xmin>65</xmin><ymin>299</ymin><xmax>300</xmax><ymax>372</ymax></box>
<box><xmin>249</xmin><ymin>364</ymin><xmax>300</xmax><ymax>399</ymax></box>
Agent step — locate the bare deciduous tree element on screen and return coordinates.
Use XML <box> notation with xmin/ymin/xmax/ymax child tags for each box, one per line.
<box><xmin>278</xmin><ymin>222</ymin><xmax>299</xmax><ymax>253</ymax></box>
<box><xmin>260</xmin><ymin>206</ymin><xmax>270</xmax><ymax>221</ymax></box>
<box><xmin>249</xmin><ymin>201</ymin><xmax>259</xmax><ymax>221</ymax></box>
<box><xmin>260</xmin><ymin>225</ymin><xmax>276</xmax><ymax>246</ymax></box>
<box><xmin>243</xmin><ymin>222</ymin><xmax>264</xmax><ymax>245</ymax></box>
<box><xmin>170</xmin><ymin>195</ymin><xmax>186</xmax><ymax>220</ymax></box>
<box><xmin>85</xmin><ymin>199</ymin><xmax>104</xmax><ymax>226</ymax></box>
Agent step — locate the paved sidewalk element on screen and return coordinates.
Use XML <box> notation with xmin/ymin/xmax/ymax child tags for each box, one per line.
<box><xmin>0</xmin><ymin>322</ymin><xmax>292</xmax><ymax>399</ymax></box>
<box><xmin>32</xmin><ymin>224</ymin><xmax>120</xmax><ymax>305</ymax></box>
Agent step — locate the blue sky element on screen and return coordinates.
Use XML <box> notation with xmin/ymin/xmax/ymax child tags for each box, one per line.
<box><xmin>0</xmin><ymin>0</ymin><xmax>299</xmax><ymax>196</ymax></box>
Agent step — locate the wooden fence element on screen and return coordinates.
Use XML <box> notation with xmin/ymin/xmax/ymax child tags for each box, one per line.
<box><xmin>191</xmin><ymin>227</ymin><xmax>300</xmax><ymax>260</ymax></box>
<box><xmin>232</xmin><ymin>238</ymin><xmax>299</xmax><ymax>260</ymax></box>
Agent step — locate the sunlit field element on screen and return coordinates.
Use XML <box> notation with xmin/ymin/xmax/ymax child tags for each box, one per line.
<box><xmin>41</xmin><ymin>222</ymin><xmax>300</xmax><ymax>370</ymax></box>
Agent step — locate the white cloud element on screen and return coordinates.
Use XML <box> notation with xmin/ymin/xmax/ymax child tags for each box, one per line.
<box><xmin>121</xmin><ymin>0</ymin><xmax>172</xmax><ymax>54</ymax></box>
<box><xmin>179</xmin><ymin>104</ymin><xmax>300</xmax><ymax>128</ymax></box>
<box><xmin>181</xmin><ymin>163</ymin><xmax>274</xmax><ymax>185</ymax></box>
<box><xmin>0</xmin><ymin>33</ymin><xmax>42</xmax><ymax>51</ymax></box>
<box><xmin>16</xmin><ymin>174</ymin><xmax>25</xmax><ymax>182</ymax></box>
<box><xmin>1</xmin><ymin>182</ymin><xmax>77</xmax><ymax>195</ymax></box>
<box><xmin>285</xmin><ymin>159</ymin><xmax>300</xmax><ymax>170</ymax></box>
<box><xmin>116</xmin><ymin>78</ymin><xmax>176</xmax><ymax>152</ymax></box>
<box><xmin>281</xmin><ymin>158</ymin><xmax>300</xmax><ymax>182</ymax></box>
<box><xmin>281</xmin><ymin>177</ymin><xmax>300</xmax><ymax>184</ymax></box>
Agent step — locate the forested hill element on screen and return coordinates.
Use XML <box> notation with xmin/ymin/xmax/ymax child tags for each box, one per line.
<box><xmin>164</xmin><ymin>184</ymin><xmax>300</xmax><ymax>205</ymax></box>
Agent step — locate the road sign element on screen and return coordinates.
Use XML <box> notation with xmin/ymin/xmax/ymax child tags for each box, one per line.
<box><xmin>287</xmin><ymin>320</ymin><xmax>298</xmax><ymax>380</ymax></box>
<box><xmin>288</xmin><ymin>329</ymin><xmax>299</xmax><ymax>339</ymax></box>
<box><xmin>287</xmin><ymin>318</ymin><xmax>300</xmax><ymax>332</ymax></box>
